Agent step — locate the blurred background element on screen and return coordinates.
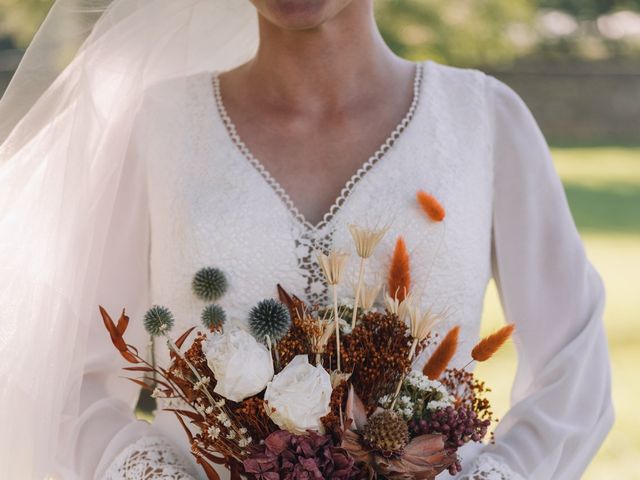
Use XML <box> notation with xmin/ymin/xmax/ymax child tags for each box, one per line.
<box><xmin>1</xmin><ymin>0</ymin><xmax>638</xmax><ymax>478</ymax></box>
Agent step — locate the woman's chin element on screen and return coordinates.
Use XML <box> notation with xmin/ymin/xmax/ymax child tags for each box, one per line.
<box><xmin>252</xmin><ymin>0</ymin><xmax>351</xmax><ymax>30</ymax></box>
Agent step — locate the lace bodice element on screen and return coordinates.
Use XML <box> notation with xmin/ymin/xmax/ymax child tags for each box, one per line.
<box><xmin>92</xmin><ymin>59</ymin><xmax>613</xmax><ymax>480</ymax></box>
<box><xmin>211</xmin><ymin>62</ymin><xmax>426</xmax><ymax>306</ymax></box>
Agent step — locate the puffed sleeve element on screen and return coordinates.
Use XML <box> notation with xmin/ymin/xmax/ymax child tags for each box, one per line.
<box><xmin>58</xmin><ymin>97</ymin><xmax>196</xmax><ymax>480</ymax></box>
<box><xmin>459</xmin><ymin>76</ymin><xmax>614</xmax><ymax>479</ymax></box>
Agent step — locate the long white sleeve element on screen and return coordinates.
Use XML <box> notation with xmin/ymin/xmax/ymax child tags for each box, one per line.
<box><xmin>460</xmin><ymin>76</ymin><xmax>614</xmax><ymax>479</ymax></box>
<box><xmin>57</xmin><ymin>106</ymin><xmax>195</xmax><ymax>479</ymax></box>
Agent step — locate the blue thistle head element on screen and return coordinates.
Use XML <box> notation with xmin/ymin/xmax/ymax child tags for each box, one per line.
<box><xmin>144</xmin><ymin>305</ymin><xmax>175</xmax><ymax>337</ymax></box>
<box><xmin>192</xmin><ymin>267</ymin><xmax>228</xmax><ymax>302</ymax></box>
<box><xmin>248</xmin><ymin>298</ymin><xmax>292</xmax><ymax>343</ymax></box>
<box><xmin>201</xmin><ymin>304</ymin><xmax>226</xmax><ymax>331</ymax></box>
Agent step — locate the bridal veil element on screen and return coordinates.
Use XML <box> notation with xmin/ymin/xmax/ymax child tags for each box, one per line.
<box><xmin>0</xmin><ymin>1</ymin><xmax>259</xmax><ymax>477</ymax></box>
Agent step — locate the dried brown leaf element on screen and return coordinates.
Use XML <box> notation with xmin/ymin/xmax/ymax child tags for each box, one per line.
<box><xmin>116</xmin><ymin>308</ymin><xmax>129</xmax><ymax>335</ymax></box>
<box><xmin>119</xmin><ymin>350</ymin><xmax>140</xmax><ymax>364</ymax></box>
<box><xmin>99</xmin><ymin>306</ymin><xmax>127</xmax><ymax>352</ymax></box>
<box><xmin>197</xmin><ymin>458</ymin><xmax>221</xmax><ymax>480</ymax></box>
<box><xmin>175</xmin><ymin>326</ymin><xmax>196</xmax><ymax>349</ymax></box>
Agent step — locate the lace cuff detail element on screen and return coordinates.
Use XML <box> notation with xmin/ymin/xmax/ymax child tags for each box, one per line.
<box><xmin>101</xmin><ymin>435</ymin><xmax>197</xmax><ymax>480</ymax></box>
<box><xmin>458</xmin><ymin>454</ymin><xmax>526</xmax><ymax>480</ymax></box>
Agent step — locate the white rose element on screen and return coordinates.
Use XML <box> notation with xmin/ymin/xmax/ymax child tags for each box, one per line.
<box><xmin>205</xmin><ymin>328</ymin><xmax>274</xmax><ymax>402</ymax></box>
<box><xmin>263</xmin><ymin>355</ymin><xmax>333</xmax><ymax>434</ymax></box>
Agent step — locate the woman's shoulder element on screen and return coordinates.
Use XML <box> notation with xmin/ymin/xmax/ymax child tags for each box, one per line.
<box><xmin>420</xmin><ymin>59</ymin><xmax>530</xmax><ymax>124</ymax></box>
<box><xmin>415</xmin><ymin>59</ymin><xmax>498</xmax><ymax>133</ymax></box>
<box><xmin>134</xmin><ymin>70</ymin><xmax>215</xmax><ymax>127</ymax></box>
<box><xmin>141</xmin><ymin>71</ymin><xmax>213</xmax><ymax>104</ymax></box>
<box><xmin>421</xmin><ymin>59</ymin><xmax>491</xmax><ymax>94</ymax></box>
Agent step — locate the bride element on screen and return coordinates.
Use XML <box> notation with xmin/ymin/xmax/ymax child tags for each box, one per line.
<box><xmin>0</xmin><ymin>1</ymin><xmax>614</xmax><ymax>479</ymax></box>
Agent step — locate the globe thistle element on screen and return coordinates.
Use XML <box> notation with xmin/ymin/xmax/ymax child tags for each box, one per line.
<box><xmin>192</xmin><ymin>267</ymin><xmax>228</xmax><ymax>302</ymax></box>
<box><xmin>143</xmin><ymin>305</ymin><xmax>175</xmax><ymax>337</ymax></box>
<box><xmin>362</xmin><ymin>410</ymin><xmax>410</xmax><ymax>456</ymax></box>
<box><xmin>201</xmin><ymin>304</ymin><xmax>226</xmax><ymax>331</ymax></box>
<box><xmin>248</xmin><ymin>298</ymin><xmax>291</xmax><ymax>343</ymax></box>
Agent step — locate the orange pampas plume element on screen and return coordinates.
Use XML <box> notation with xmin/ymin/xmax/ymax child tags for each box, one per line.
<box><xmin>417</xmin><ymin>190</ymin><xmax>446</xmax><ymax>222</ymax></box>
<box><xmin>471</xmin><ymin>324</ymin><xmax>515</xmax><ymax>362</ymax></box>
<box><xmin>388</xmin><ymin>236</ymin><xmax>411</xmax><ymax>302</ymax></box>
<box><xmin>423</xmin><ymin>326</ymin><xmax>460</xmax><ymax>380</ymax></box>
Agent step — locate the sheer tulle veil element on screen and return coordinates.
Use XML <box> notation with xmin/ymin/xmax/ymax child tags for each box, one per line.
<box><xmin>0</xmin><ymin>1</ymin><xmax>259</xmax><ymax>477</ymax></box>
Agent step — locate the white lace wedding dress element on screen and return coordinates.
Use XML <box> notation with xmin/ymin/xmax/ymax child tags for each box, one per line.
<box><xmin>71</xmin><ymin>60</ymin><xmax>613</xmax><ymax>479</ymax></box>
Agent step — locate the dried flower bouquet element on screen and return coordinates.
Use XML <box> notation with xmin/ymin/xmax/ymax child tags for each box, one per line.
<box><xmin>101</xmin><ymin>193</ymin><xmax>513</xmax><ymax>479</ymax></box>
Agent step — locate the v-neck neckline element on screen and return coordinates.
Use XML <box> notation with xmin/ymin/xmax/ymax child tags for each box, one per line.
<box><xmin>210</xmin><ymin>60</ymin><xmax>428</xmax><ymax>233</ymax></box>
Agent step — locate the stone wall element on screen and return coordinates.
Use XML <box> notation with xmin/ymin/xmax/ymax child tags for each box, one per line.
<box><xmin>486</xmin><ymin>59</ymin><xmax>640</xmax><ymax>144</ymax></box>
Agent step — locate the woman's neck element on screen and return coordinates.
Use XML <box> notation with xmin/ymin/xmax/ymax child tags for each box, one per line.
<box><xmin>234</xmin><ymin>1</ymin><xmax>412</xmax><ymax>113</ymax></box>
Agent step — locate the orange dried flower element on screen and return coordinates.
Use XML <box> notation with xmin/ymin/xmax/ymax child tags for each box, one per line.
<box><xmin>417</xmin><ymin>190</ymin><xmax>446</xmax><ymax>222</ymax></box>
<box><xmin>388</xmin><ymin>236</ymin><xmax>411</xmax><ymax>302</ymax></box>
<box><xmin>471</xmin><ymin>324</ymin><xmax>515</xmax><ymax>362</ymax></box>
<box><xmin>423</xmin><ymin>326</ymin><xmax>460</xmax><ymax>380</ymax></box>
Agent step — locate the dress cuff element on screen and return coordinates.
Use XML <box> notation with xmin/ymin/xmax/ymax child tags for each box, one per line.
<box><xmin>458</xmin><ymin>454</ymin><xmax>526</xmax><ymax>480</ymax></box>
<box><xmin>99</xmin><ymin>435</ymin><xmax>197</xmax><ymax>480</ymax></box>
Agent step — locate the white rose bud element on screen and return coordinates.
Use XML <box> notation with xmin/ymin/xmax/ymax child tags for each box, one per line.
<box><xmin>205</xmin><ymin>328</ymin><xmax>274</xmax><ymax>402</ymax></box>
<box><xmin>263</xmin><ymin>355</ymin><xmax>333</xmax><ymax>434</ymax></box>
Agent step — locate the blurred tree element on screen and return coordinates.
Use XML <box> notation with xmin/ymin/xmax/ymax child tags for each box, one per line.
<box><xmin>0</xmin><ymin>0</ymin><xmax>51</xmax><ymax>47</ymax></box>
<box><xmin>537</xmin><ymin>0</ymin><xmax>640</xmax><ymax>19</ymax></box>
<box><xmin>375</xmin><ymin>0</ymin><xmax>536</xmax><ymax>66</ymax></box>
<box><xmin>1</xmin><ymin>0</ymin><xmax>637</xmax><ymax>66</ymax></box>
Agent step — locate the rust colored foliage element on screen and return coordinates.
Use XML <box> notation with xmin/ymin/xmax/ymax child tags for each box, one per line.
<box><xmin>276</xmin><ymin>306</ymin><xmax>315</xmax><ymax>368</ymax></box>
<box><xmin>471</xmin><ymin>324</ymin><xmax>515</xmax><ymax>362</ymax></box>
<box><xmin>416</xmin><ymin>190</ymin><xmax>446</xmax><ymax>222</ymax></box>
<box><xmin>99</xmin><ymin>306</ymin><xmax>140</xmax><ymax>364</ymax></box>
<box><xmin>321</xmin><ymin>380</ymin><xmax>349</xmax><ymax>433</ymax></box>
<box><xmin>334</xmin><ymin>310</ymin><xmax>418</xmax><ymax>411</ymax></box>
<box><xmin>100</xmin><ymin>305</ymin><xmax>275</xmax><ymax>478</ymax></box>
<box><xmin>388</xmin><ymin>236</ymin><xmax>411</xmax><ymax>302</ymax></box>
<box><xmin>422</xmin><ymin>326</ymin><xmax>460</xmax><ymax>380</ymax></box>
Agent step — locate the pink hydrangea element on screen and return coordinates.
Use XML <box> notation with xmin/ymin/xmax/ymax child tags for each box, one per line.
<box><xmin>243</xmin><ymin>430</ymin><xmax>360</xmax><ymax>480</ymax></box>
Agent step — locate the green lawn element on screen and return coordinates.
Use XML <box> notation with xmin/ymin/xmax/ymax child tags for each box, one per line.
<box><xmin>475</xmin><ymin>145</ymin><xmax>640</xmax><ymax>480</ymax></box>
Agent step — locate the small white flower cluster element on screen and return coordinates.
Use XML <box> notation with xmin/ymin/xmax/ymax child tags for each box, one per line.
<box><xmin>378</xmin><ymin>394</ymin><xmax>416</xmax><ymax>420</ymax></box>
<box><xmin>378</xmin><ymin>393</ymin><xmax>392</xmax><ymax>407</ymax></box>
<box><xmin>380</xmin><ymin>371</ymin><xmax>455</xmax><ymax>420</ymax></box>
<box><xmin>396</xmin><ymin>395</ymin><xmax>415</xmax><ymax>420</ymax></box>
<box><xmin>405</xmin><ymin>371</ymin><xmax>454</xmax><ymax>404</ymax></box>
<box><xmin>205</xmin><ymin>407</ymin><xmax>252</xmax><ymax>449</ymax></box>
<box><xmin>405</xmin><ymin>370</ymin><xmax>444</xmax><ymax>392</ymax></box>
<box><xmin>151</xmin><ymin>387</ymin><xmax>164</xmax><ymax>399</ymax></box>
<box><xmin>217</xmin><ymin>411</ymin><xmax>232</xmax><ymax>428</ymax></box>
<box><xmin>193</xmin><ymin>376</ymin><xmax>211</xmax><ymax>391</ymax></box>
<box><xmin>425</xmin><ymin>399</ymin><xmax>453</xmax><ymax>411</ymax></box>
<box><xmin>238</xmin><ymin>428</ymin><xmax>252</xmax><ymax>448</ymax></box>
<box><xmin>194</xmin><ymin>399</ymin><xmax>207</xmax><ymax>416</ymax></box>
<box><xmin>338</xmin><ymin>317</ymin><xmax>353</xmax><ymax>335</ymax></box>
<box><xmin>208</xmin><ymin>425</ymin><xmax>221</xmax><ymax>439</ymax></box>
